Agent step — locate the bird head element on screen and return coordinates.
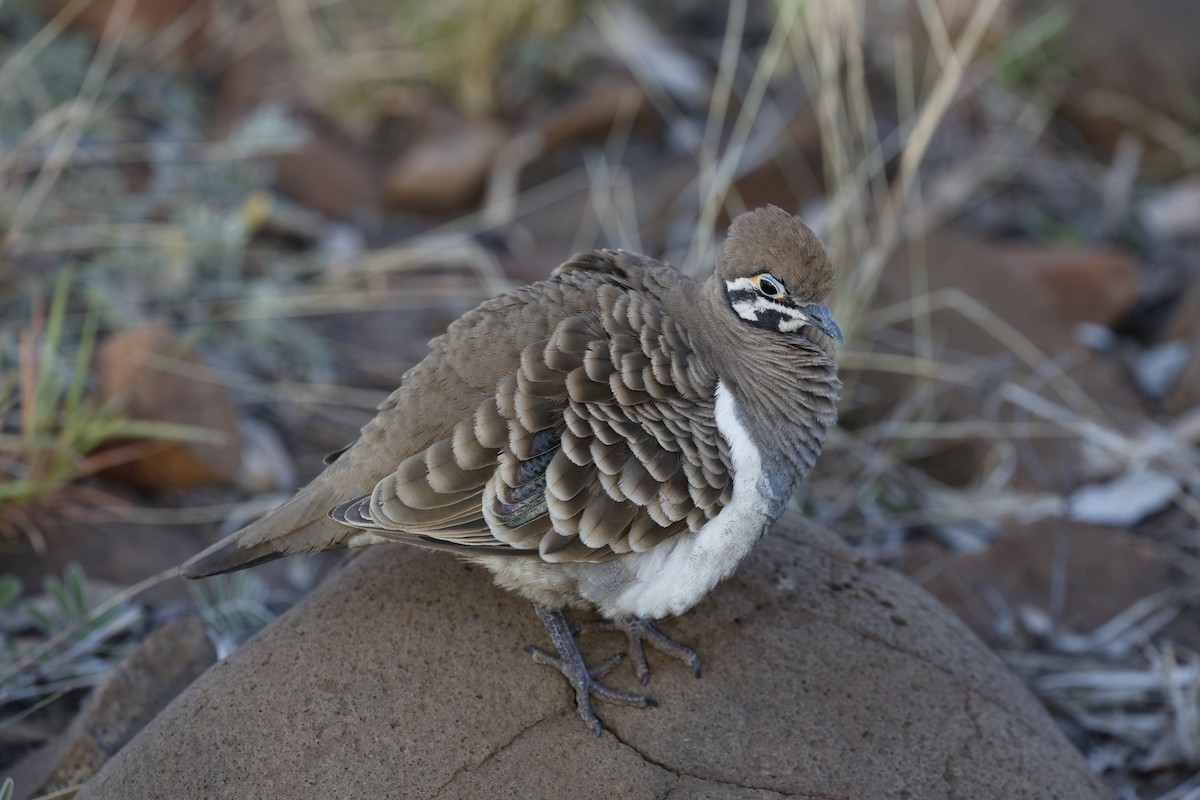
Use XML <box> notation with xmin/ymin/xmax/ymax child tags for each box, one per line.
<box><xmin>715</xmin><ymin>206</ymin><xmax>843</xmax><ymax>344</ymax></box>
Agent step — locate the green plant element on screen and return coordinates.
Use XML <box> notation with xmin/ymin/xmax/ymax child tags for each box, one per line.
<box><xmin>0</xmin><ymin>269</ymin><xmax>223</xmax><ymax>536</ymax></box>
<box><xmin>0</xmin><ymin>562</ymin><xmax>143</xmax><ymax>707</ymax></box>
<box><xmin>993</xmin><ymin>4</ymin><xmax>1075</xmax><ymax>93</ymax></box>
<box><xmin>190</xmin><ymin>571</ymin><xmax>276</xmax><ymax>657</ymax></box>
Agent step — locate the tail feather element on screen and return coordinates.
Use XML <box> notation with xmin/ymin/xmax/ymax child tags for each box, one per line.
<box><xmin>179</xmin><ymin>536</ymin><xmax>291</xmax><ymax>579</ymax></box>
<box><xmin>180</xmin><ymin>486</ymin><xmax>346</xmax><ymax>579</ymax></box>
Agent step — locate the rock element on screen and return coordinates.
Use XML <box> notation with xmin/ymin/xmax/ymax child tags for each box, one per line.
<box><xmin>49</xmin><ymin>0</ymin><xmax>214</xmax><ymax>63</ymax></box>
<box><xmin>1056</xmin><ymin>0</ymin><xmax>1200</xmax><ymax>175</ymax></box>
<box><xmin>911</xmin><ymin>518</ymin><xmax>1187</xmax><ymax>642</ymax></box>
<box><xmin>867</xmin><ymin>231</ymin><xmax>1139</xmax><ymax>388</ymax></box>
<box><xmin>210</xmin><ymin>52</ymin><xmax>380</xmax><ymax>220</ymax></box>
<box><xmin>384</xmin><ymin>110</ymin><xmax>510</xmax><ymax>213</ymax></box>
<box><xmin>2</xmin><ymin>515</ymin><xmax>200</xmax><ymax>608</ymax></box>
<box><xmin>1140</xmin><ymin>176</ymin><xmax>1200</xmax><ymax>239</ymax></box>
<box><xmin>849</xmin><ymin>230</ymin><xmax>1145</xmax><ymax>491</ymax></box>
<box><xmin>997</xmin><ymin>242</ymin><xmax>1140</xmax><ymax>327</ymax></box>
<box><xmin>78</xmin><ymin>511</ymin><xmax>1108</xmax><ymax>799</ymax></box>
<box><xmin>8</xmin><ymin>617</ymin><xmax>216</xmax><ymax>800</ymax></box>
<box><xmin>96</xmin><ymin>325</ymin><xmax>242</xmax><ymax>490</ymax></box>
<box><xmin>539</xmin><ymin>74</ymin><xmax>649</xmax><ymax>151</ymax></box>
<box><xmin>275</xmin><ymin>136</ymin><xmax>381</xmax><ymax>221</ymax></box>
<box><xmin>1067</xmin><ymin>469</ymin><xmax>1179</xmax><ymax>527</ymax></box>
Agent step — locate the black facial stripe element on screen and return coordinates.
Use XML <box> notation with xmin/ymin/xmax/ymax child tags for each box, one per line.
<box><xmin>748</xmin><ymin>305</ymin><xmax>798</xmax><ymax>332</ymax></box>
<box><xmin>728</xmin><ymin>288</ymin><xmax>807</xmax><ymax>333</ymax></box>
<box><xmin>726</xmin><ymin>286</ymin><xmax>758</xmax><ymax>305</ymax></box>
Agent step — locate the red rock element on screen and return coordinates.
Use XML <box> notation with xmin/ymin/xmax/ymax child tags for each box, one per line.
<box><xmin>383</xmin><ymin>110</ymin><xmax>510</xmax><ymax>213</ymax></box>
<box><xmin>850</xmin><ymin>230</ymin><xmax>1144</xmax><ymax>445</ymax></box>
<box><xmin>97</xmin><ymin>325</ymin><xmax>242</xmax><ymax>490</ymax></box>
<box><xmin>910</xmin><ymin>519</ymin><xmax>1184</xmax><ymax>639</ymax></box>
<box><xmin>210</xmin><ymin>52</ymin><xmax>380</xmax><ymax>220</ymax></box>
<box><xmin>540</xmin><ymin>75</ymin><xmax>648</xmax><ymax>150</ymax></box>
<box><xmin>997</xmin><ymin>242</ymin><xmax>1140</xmax><ymax>327</ymax></box>
<box><xmin>1056</xmin><ymin>0</ymin><xmax>1200</xmax><ymax>174</ymax></box>
<box><xmin>48</xmin><ymin>0</ymin><xmax>213</xmax><ymax>62</ymax></box>
<box><xmin>275</xmin><ymin>135</ymin><xmax>380</xmax><ymax>220</ymax></box>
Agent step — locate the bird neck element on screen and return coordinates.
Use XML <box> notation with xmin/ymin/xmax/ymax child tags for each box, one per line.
<box><xmin>695</xmin><ymin>278</ymin><xmax>841</xmax><ymax>496</ymax></box>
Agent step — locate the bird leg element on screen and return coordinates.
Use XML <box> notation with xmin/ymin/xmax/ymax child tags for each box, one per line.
<box><xmin>575</xmin><ymin>617</ymin><xmax>702</xmax><ymax>685</ymax></box>
<box><xmin>525</xmin><ymin>604</ymin><xmax>657</xmax><ymax>735</ymax></box>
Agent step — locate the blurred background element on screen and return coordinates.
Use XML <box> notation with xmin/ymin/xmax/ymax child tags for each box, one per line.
<box><xmin>1</xmin><ymin>0</ymin><xmax>1199</xmax><ymax>796</ymax></box>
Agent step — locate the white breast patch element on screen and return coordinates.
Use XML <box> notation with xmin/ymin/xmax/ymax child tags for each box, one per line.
<box><xmin>587</xmin><ymin>381</ymin><xmax>771</xmax><ymax>619</ymax></box>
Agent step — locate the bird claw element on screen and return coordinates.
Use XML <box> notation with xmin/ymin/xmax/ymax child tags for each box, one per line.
<box><xmin>529</xmin><ymin>606</ymin><xmax>658</xmax><ymax>735</ymax></box>
<box><xmin>575</xmin><ymin>617</ymin><xmax>702</xmax><ymax>684</ymax></box>
<box><xmin>524</xmin><ymin>646</ymin><xmax>625</xmax><ymax>680</ymax></box>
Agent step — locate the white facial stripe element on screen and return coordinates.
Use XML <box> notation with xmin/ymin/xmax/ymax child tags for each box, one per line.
<box><xmin>776</xmin><ymin>309</ymin><xmax>811</xmax><ymax>332</ymax></box>
<box><xmin>725</xmin><ymin>279</ymin><xmax>810</xmax><ymax>331</ymax></box>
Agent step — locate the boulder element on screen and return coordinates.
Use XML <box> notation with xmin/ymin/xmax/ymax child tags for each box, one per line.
<box><xmin>78</xmin><ymin>511</ymin><xmax>1110</xmax><ymax>799</ymax></box>
<box><xmin>97</xmin><ymin>325</ymin><xmax>243</xmax><ymax>490</ymax></box>
<box><xmin>9</xmin><ymin>618</ymin><xmax>215</xmax><ymax>800</ymax></box>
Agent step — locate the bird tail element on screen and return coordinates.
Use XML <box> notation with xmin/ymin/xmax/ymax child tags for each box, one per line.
<box><xmin>179</xmin><ymin>487</ymin><xmax>347</xmax><ymax>579</ymax></box>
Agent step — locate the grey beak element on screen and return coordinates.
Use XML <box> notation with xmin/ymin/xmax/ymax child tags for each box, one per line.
<box><xmin>807</xmin><ymin>302</ymin><xmax>844</xmax><ymax>343</ymax></box>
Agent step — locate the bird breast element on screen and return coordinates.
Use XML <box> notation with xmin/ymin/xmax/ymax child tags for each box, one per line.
<box><xmin>478</xmin><ymin>380</ymin><xmax>776</xmax><ymax>621</ymax></box>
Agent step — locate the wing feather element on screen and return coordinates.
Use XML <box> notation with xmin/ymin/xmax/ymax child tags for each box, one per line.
<box><xmin>326</xmin><ymin>258</ymin><xmax>733</xmax><ymax>562</ymax></box>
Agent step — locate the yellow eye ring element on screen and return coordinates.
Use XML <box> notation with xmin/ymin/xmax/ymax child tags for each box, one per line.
<box><xmin>752</xmin><ymin>273</ymin><xmax>786</xmax><ymax>299</ymax></box>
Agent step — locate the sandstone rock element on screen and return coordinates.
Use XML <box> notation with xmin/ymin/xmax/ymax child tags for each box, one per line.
<box><xmin>850</xmin><ymin>230</ymin><xmax>1145</xmax><ymax>492</ymax></box>
<box><xmin>97</xmin><ymin>325</ymin><xmax>242</xmax><ymax>490</ymax></box>
<box><xmin>384</xmin><ymin>111</ymin><xmax>510</xmax><ymax>213</ymax></box>
<box><xmin>1056</xmin><ymin>0</ymin><xmax>1200</xmax><ymax>175</ymax></box>
<box><xmin>210</xmin><ymin>51</ymin><xmax>380</xmax><ymax>220</ymax></box>
<box><xmin>539</xmin><ymin>75</ymin><xmax>648</xmax><ymax>151</ymax></box>
<box><xmin>8</xmin><ymin>617</ymin><xmax>216</xmax><ymax>800</ymax></box>
<box><xmin>49</xmin><ymin>0</ymin><xmax>214</xmax><ymax>63</ymax></box>
<box><xmin>911</xmin><ymin>518</ymin><xmax>1184</xmax><ymax>641</ymax></box>
<box><xmin>997</xmin><ymin>242</ymin><xmax>1139</xmax><ymax>328</ymax></box>
<box><xmin>78</xmin><ymin>511</ymin><xmax>1109</xmax><ymax>799</ymax></box>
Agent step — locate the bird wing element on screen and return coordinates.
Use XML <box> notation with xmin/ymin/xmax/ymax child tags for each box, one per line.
<box><xmin>181</xmin><ymin>250</ymin><xmax>731</xmax><ymax>578</ymax></box>
<box><xmin>328</xmin><ymin>279</ymin><xmax>734</xmax><ymax>563</ymax></box>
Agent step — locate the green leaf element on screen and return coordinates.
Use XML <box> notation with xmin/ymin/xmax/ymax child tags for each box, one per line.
<box><xmin>103</xmin><ymin>419</ymin><xmax>228</xmax><ymax>446</ymax></box>
<box><xmin>44</xmin><ymin>573</ymin><xmax>68</xmax><ymax>618</ymax></box>
<box><xmin>32</xmin><ymin>267</ymin><xmax>74</xmax><ymax>436</ymax></box>
<box><xmin>65</xmin><ymin>304</ymin><xmax>100</xmax><ymax>417</ymax></box>
<box><xmin>25</xmin><ymin>603</ymin><xmax>54</xmax><ymax>636</ymax></box>
<box><xmin>66</xmin><ymin>563</ymin><xmax>87</xmax><ymax>619</ymax></box>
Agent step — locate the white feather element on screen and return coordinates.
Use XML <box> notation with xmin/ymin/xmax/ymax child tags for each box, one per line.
<box><xmin>588</xmin><ymin>381</ymin><xmax>770</xmax><ymax>619</ymax></box>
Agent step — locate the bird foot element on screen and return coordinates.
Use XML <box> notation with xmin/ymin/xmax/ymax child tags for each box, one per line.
<box><xmin>575</xmin><ymin>617</ymin><xmax>702</xmax><ymax>685</ymax></box>
<box><xmin>529</xmin><ymin>605</ymin><xmax>657</xmax><ymax>735</ymax></box>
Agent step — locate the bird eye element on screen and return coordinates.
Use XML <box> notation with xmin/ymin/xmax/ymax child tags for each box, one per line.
<box><xmin>755</xmin><ymin>273</ymin><xmax>786</xmax><ymax>299</ymax></box>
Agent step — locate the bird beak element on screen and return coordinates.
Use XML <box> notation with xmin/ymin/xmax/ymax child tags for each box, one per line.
<box><xmin>807</xmin><ymin>302</ymin><xmax>844</xmax><ymax>343</ymax></box>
